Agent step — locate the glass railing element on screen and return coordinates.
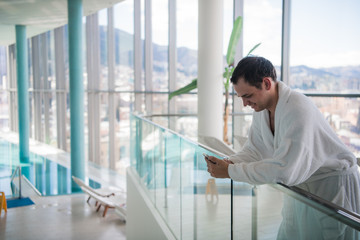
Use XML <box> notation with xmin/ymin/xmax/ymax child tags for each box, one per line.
<box><xmin>0</xmin><ymin>138</ymin><xmax>101</xmax><ymax>197</ymax></box>
<box><xmin>130</xmin><ymin>114</ymin><xmax>360</xmax><ymax>239</ymax></box>
<box><xmin>10</xmin><ymin>166</ymin><xmax>22</xmax><ymax>199</ymax></box>
<box><xmin>0</xmin><ymin>165</ymin><xmax>20</xmax><ymax>199</ymax></box>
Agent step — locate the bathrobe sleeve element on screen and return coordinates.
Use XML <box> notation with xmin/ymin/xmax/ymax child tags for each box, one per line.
<box><xmin>228</xmin><ymin>114</ymin><xmax>267</xmax><ymax>164</ymax></box>
<box><xmin>227</xmin><ymin>91</ymin><xmax>354</xmax><ymax>186</ymax></box>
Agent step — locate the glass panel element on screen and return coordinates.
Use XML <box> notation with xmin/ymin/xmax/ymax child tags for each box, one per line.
<box><xmin>194</xmin><ymin>144</ymin><xmax>232</xmax><ymax>239</ymax></box>
<box><xmin>131</xmin><ymin>114</ymin><xmax>360</xmax><ymax>239</ymax></box>
<box><xmin>0</xmin><ymin>46</ymin><xmax>8</xmax><ymax>131</ymax></box>
<box><xmin>131</xmin><ymin>115</ymin><xmax>232</xmax><ymax>239</ymax></box>
<box><xmin>114</xmin><ymin>1</ymin><xmax>135</xmax><ymax>92</ymax></box>
<box><xmin>99</xmin><ymin>8</ymin><xmax>108</xmax><ymax>90</ymax></box>
<box><xmin>174</xmin><ymin>94</ymin><xmax>197</xmax><ymax>115</ymax></box>
<box><xmin>82</xmin><ymin>17</ymin><xmax>87</xmax><ymax>89</ymax></box>
<box><xmin>158</xmin><ymin>129</ymin><xmax>181</xmax><ymax>238</ymax></box>
<box><xmin>152</xmin><ymin>93</ymin><xmax>168</xmax><ymax>115</ymax></box>
<box><xmin>130</xmin><ymin>114</ymin><xmax>140</xmax><ymax>169</ymax></box>
<box><xmin>175</xmin><ymin>0</ymin><xmax>198</xmax><ymax>103</ymax></box>
<box><xmin>47</xmin><ymin>90</ymin><xmax>56</xmax><ymax>146</ymax></box>
<box><xmin>232</xmin><ymin>181</ymin><xmax>254</xmax><ymax>239</ymax></box>
<box><xmin>100</xmin><ymin>92</ymin><xmax>109</xmax><ymax>167</ymax></box>
<box><xmin>116</xmin><ymin>93</ymin><xmax>132</xmax><ymax>172</ymax></box>
<box><xmin>232</xmin><ymin>184</ymin><xmax>360</xmax><ymax>239</ymax></box>
<box><xmin>232</xmin><ymin>112</ymin><xmax>252</xmax><ymax>150</ymax></box>
<box><xmin>141</xmin><ymin>0</ymin><xmax>145</xmax><ymax>91</ymax></box>
<box><xmin>145</xmin><ymin>115</ymin><xmax>199</xmax><ymax>142</ymax></box>
<box><xmin>152</xmin><ymin>0</ymin><xmax>168</xmax><ymax>91</ymax></box>
<box><xmin>243</xmin><ymin>0</ymin><xmax>282</xmax><ymax>67</ymax></box>
<box><xmin>309</xmin><ymin>96</ymin><xmax>360</xmax><ymax>157</ymax></box>
<box><xmin>223</xmin><ymin>0</ymin><xmax>233</xmax><ymax>55</ymax></box>
<box><xmin>179</xmin><ymin>138</ymin><xmax>196</xmax><ymax>239</ymax></box>
<box><xmin>289</xmin><ymin>0</ymin><xmax>360</xmax><ymax>93</ymax></box>
<box><xmin>0</xmin><ymin>139</ymin><xmax>101</xmax><ymax>197</ymax></box>
<box><xmin>47</xmin><ymin>31</ymin><xmax>57</xmax><ymax>147</ymax></box>
<box><xmin>64</xmin><ymin>25</ymin><xmax>71</xmax><ymax>152</ymax></box>
<box><xmin>139</xmin><ymin>118</ymin><xmax>156</xmax><ymax>202</ymax></box>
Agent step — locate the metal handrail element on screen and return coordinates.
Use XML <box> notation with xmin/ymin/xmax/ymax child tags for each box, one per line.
<box><xmin>142</xmin><ymin>112</ymin><xmax>253</xmax><ymax>118</ymax></box>
<box><xmin>10</xmin><ymin>166</ymin><xmax>22</xmax><ymax>199</ymax></box>
<box><xmin>274</xmin><ymin>183</ymin><xmax>360</xmax><ymax>230</ymax></box>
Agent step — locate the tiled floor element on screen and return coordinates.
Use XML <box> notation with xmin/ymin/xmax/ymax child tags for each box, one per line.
<box><xmin>0</xmin><ymin>131</ymin><xmax>127</xmax><ymax>240</ymax></box>
<box><xmin>0</xmin><ymin>193</ymin><xmax>126</xmax><ymax>240</ymax></box>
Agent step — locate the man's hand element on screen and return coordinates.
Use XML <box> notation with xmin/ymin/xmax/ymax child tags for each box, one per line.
<box><xmin>205</xmin><ymin>156</ymin><xmax>232</xmax><ymax>178</ymax></box>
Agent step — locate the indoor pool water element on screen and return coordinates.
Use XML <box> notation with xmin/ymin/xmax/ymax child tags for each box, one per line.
<box><xmin>0</xmin><ymin>138</ymin><xmax>100</xmax><ymax>197</ymax></box>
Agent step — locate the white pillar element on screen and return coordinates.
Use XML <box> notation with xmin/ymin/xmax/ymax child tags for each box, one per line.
<box><xmin>198</xmin><ymin>0</ymin><xmax>224</xmax><ymax>142</ymax></box>
<box><xmin>233</xmin><ymin>0</ymin><xmax>245</xmax><ymax>149</ymax></box>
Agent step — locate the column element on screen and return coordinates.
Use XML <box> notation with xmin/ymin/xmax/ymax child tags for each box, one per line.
<box><xmin>233</xmin><ymin>0</ymin><xmax>245</xmax><ymax>149</ymax></box>
<box><xmin>68</xmin><ymin>0</ymin><xmax>85</xmax><ymax>189</ymax></box>
<box><xmin>197</xmin><ymin>0</ymin><xmax>224</xmax><ymax>141</ymax></box>
<box><xmin>15</xmin><ymin>25</ymin><xmax>30</xmax><ymax>164</ymax></box>
<box><xmin>108</xmin><ymin>7</ymin><xmax>116</xmax><ymax>169</ymax></box>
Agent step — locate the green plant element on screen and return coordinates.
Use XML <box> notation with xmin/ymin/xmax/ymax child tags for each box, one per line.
<box><xmin>169</xmin><ymin>16</ymin><xmax>260</xmax><ymax>144</ymax></box>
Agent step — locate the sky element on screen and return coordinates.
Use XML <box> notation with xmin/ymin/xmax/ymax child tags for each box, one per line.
<box><xmin>106</xmin><ymin>0</ymin><xmax>360</xmax><ymax>68</ymax></box>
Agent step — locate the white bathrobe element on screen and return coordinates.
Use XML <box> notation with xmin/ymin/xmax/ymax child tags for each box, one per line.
<box><xmin>228</xmin><ymin>81</ymin><xmax>360</xmax><ymax>211</ymax></box>
<box><xmin>228</xmin><ymin>81</ymin><xmax>360</xmax><ymax>239</ymax></box>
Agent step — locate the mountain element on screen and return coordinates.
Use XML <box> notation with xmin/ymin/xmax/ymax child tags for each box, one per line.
<box><xmin>100</xmin><ymin>27</ymin><xmax>360</xmax><ymax>91</ymax></box>
<box><xmin>100</xmin><ymin>26</ymin><xmax>198</xmax><ymax>76</ymax></box>
<box><xmin>289</xmin><ymin>65</ymin><xmax>360</xmax><ymax>91</ymax></box>
<box><xmin>290</xmin><ymin>65</ymin><xmax>338</xmax><ymax>78</ymax></box>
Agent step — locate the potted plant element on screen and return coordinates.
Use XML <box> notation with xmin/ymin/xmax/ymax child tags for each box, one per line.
<box><xmin>169</xmin><ymin>16</ymin><xmax>260</xmax><ymax>144</ymax></box>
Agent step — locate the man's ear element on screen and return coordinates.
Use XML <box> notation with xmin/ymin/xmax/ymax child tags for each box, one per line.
<box><xmin>263</xmin><ymin>77</ymin><xmax>272</xmax><ymax>90</ymax></box>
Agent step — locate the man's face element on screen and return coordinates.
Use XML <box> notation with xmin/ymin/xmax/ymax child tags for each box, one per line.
<box><xmin>233</xmin><ymin>77</ymin><xmax>269</xmax><ymax>112</ymax></box>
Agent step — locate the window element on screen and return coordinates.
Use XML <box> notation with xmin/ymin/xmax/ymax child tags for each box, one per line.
<box><xmin>290</xmin><ymin>0</ymin><xmax>360</xmax><ymax>156</ymax></box>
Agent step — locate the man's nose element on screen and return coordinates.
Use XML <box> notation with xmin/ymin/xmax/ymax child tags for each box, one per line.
<box><xmin>242</xmin><ymin>98</ymin><xmax>248</xmax><ymax>107</ymax></box>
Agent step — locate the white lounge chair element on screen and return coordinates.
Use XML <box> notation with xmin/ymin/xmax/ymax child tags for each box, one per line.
<box><xmin>80</xmin><ymin>186</ymin><xmax>126</xmax><ymax>219</ymax></box>
<box><xmin>72</xmin><ymin>176</ymin><xmax>127</xmax><ymax>219</ymax></box>
<box><xmin>72</xmin><ymin>176</ymin><xmax>125</xmax><ymax>203</ymax></box>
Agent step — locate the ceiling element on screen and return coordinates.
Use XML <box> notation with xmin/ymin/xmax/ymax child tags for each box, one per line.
<box><xmin>0</xmin><ymin>0</ymin><xmax>125</xmax><ymax>46</ymax></box>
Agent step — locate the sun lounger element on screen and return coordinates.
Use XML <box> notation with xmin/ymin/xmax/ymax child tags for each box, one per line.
<box><xmin>72</xmin><ymin>176</ymin><xmax>124</xmax><ymax>203</ymax></box>
<box><xmin>72</xmin><ymin>176</ymin><xmax>127</xmax><ymax>219</ymax></box>
<box><xmin>80</xmin><ymin>186</ymin><xmax>126</xmax><ymax>219</ymax></box>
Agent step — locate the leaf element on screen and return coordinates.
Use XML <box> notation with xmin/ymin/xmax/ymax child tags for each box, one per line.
<box><xmin>246</xmin><ymin>43</ymin><xmax>261</xmax><ymax>56</ymax></box>
<box><xmin>226</xmin><ymin>16</ymin><xmax>243</xmax><ymax>65</ymax></box>
<box><xmin>223</xmin><ymin>67</ymin><xmax>231</xmax><ymax>91</ymax></box>
<box><xmin>168</xmin><ymin>79</ymin><xmax>197</xmax><ymax>100</ymax></box>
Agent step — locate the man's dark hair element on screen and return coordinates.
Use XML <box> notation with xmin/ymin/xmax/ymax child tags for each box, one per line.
<box><xmin>230</xmin><ymin>56</ymin><xmax>277</xmax><ymax>89</ymax></box>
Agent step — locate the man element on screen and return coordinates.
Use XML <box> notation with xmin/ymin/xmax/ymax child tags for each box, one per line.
<box><xmin>205</xmin><ymin>56</ymin><xmax>360</xmax><ymax>214</ymax></box>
